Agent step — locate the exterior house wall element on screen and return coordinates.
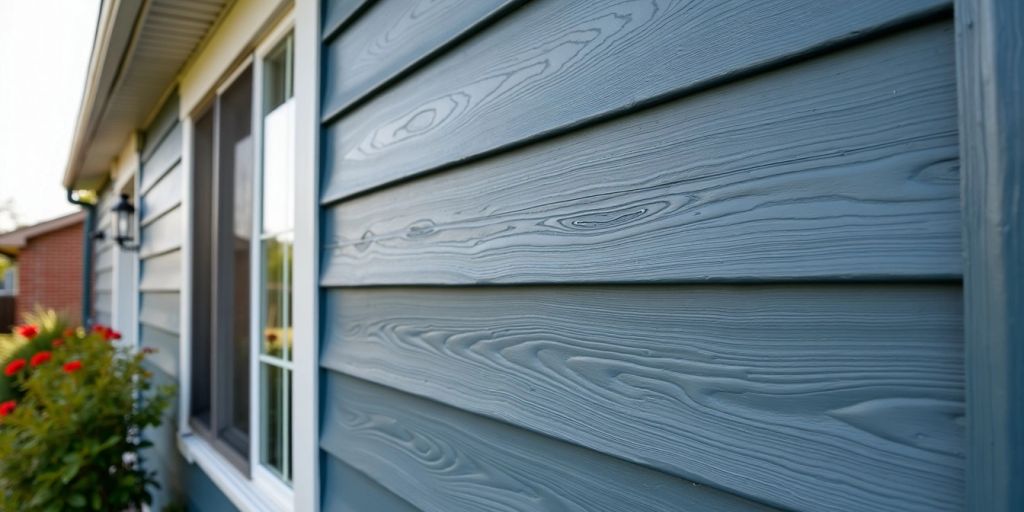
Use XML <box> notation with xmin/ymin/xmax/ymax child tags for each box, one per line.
<box><xmin>137</xmin><ymin>93</ymin><xmax>192</xmax><ymax>512</ymax></box>
<box><xmin>15</xmin><ymin>221</ymin><xmax>84</xmax><ymax>324</ymax></box>
<box><xmin>315</xmin><ymin>1</ymin><xmax>963</xmax><ymax>512</ymax></box>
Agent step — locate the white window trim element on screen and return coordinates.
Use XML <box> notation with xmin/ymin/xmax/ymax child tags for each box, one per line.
<box><xmin>291</xmin><ymin>0</ymin><xmax>320</xmax><ymax>509</ymax></box>
<box><xmin>177</xmin><ymin>8</ymin><xmax>300</xmax><ymax>512</ymax></box>
<box><xmin>250</xmin><ymin>13</ymin><xmax>296</xmax><ymax>508</ymax></box>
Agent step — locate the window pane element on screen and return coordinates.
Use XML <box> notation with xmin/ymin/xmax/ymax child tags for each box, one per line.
<box><xmin>263</xmin><ymin>34</ymin><xmax>293</xmax><ymax>112</ymax></box>
<box><xmin>190</xmin><ymin>106</ymin><xmax>215</xmax><ymax>429</ymax></box>
<box><xmin>260</xmin><ymin>363</ymin><xmax>284</xmax><ymax>476</ymax></box>
<box><xmin>261</xmin><ymin>100</ymin><xmax>294</xmax><ymax>235</ymax></box>
<box><xmin>261</xmin><ymin>236</ymin><xmax>291</xmax><ymax>359</ymax></box>
<box><xmin>216</xmin><ymin>67</ymin><xmax>253</xmax><ymax>453</ymax></box>
<box><xmin>259</xmin><ymin>33</ymin><xmax>294</xmax><ymax>484</ymax></box>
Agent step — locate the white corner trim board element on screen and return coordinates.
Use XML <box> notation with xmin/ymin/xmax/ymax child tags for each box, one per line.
<box><xmin>291</xmin><ymin>0</ymin><xmax>322</xmax><ymax>510</ymax></box>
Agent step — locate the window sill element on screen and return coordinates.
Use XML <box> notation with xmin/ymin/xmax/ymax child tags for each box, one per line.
<box><xmin>178</xmin><ymin>433</ymin><xmax>293</xmax><ymax>512</ymax></box>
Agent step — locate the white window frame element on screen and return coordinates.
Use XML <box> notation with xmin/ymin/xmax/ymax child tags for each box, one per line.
<box><xmin>250</xmin><ymin>14</ymin><xmax>296</xmax><ymax>507</ymax></box>
<box><xmin>177</xmin><ymin>8</ymin><xmax>300</xmax><ymax>512</ymax></box>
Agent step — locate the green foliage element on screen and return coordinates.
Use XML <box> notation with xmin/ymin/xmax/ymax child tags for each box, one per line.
<box><xmin>0</xmin><ymin>310</ymin><xmax>68</xmax><ymax>402</ymax></box>
<box><xmin>0</xmin><ymin>319</ymin><xmax>174</xmax><ymax>511</ymax></box>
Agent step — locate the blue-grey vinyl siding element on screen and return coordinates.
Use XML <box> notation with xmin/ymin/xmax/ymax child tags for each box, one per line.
<box><xmin>317</xmin><ymin>1</ymin><xmax>964</xmax><ymax>511</ymax></box>
<box><xmin>138</xmin><ymin>93</ymin><xmax>188</xmax><ymax>512</ymax></box>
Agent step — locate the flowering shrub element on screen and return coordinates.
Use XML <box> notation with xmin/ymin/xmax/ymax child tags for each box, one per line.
<box><xmin>0</xmin><ymin>319</ymin><xmax>173</xmax><ymax>511</ymax></box>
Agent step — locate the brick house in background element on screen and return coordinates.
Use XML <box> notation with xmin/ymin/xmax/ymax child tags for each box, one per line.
<box><xmin>0</xmin><ymin>212</ymin><xmax>85</xmax><ymax>328</ymax></box>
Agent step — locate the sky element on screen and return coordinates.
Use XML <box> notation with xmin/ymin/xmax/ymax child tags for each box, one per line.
<box><xmin>0</xmin><ymin>0</ymin><xmax>101</xmax><ymax>232</ymax></box>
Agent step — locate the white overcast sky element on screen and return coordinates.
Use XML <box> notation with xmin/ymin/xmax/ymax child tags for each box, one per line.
<box><xmin>0</xmin><ymin>0</ymin><xmax>100</xmax><ymax>231</ymax></box>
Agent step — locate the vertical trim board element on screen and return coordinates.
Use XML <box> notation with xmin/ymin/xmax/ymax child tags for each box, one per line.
<box><xmin>955</xmin><ymin>0</ymin><xmax>1024</xmax><ymax>510</ymax></box>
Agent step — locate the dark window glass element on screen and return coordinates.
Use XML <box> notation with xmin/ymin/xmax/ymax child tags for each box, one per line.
<box><xmin>190</xmin><ymin>66</ymin><xmax>254</xmax><ymax>472</ymax></box>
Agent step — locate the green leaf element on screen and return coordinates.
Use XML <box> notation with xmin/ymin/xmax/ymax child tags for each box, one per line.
<box><xmin>68</xmin><ymin>493</ymin><xmax>86</xmax><ymax>508</ymax></box>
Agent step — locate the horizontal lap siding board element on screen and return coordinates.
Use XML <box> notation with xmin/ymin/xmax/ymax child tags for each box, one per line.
<box><xmin>95</xmin><ymin>245</ymin><xmax>113</xmax><ymax>273</ymax></box>
<box><xmin>94</xmin><ymin>192</ymin><xmax>115</xmax><ymax>323</ymax></box>
<box><xmin>317</xmin><ymin>0</ymin><xmax>963</xmax><ymax>511</ymax></box>
<box><xmin>139</xmin><ymin>293</ymin><xmax>180</xmax><ymax>346</ymax></box>
<box><xmin>140</xmin><ymin>123</ymin><xmax>183</xmax><ymax>194</ymax></box>
<box><xmin>320</xmin><ymin>0</ymin><xmax>949</xmax><ymax>203</ymax></box>
<box><xmin>321</xmin><ymin>284</ymin><xmax>964</xmax><ymax>511</ymax></box>
<box><xmin>140</xmin><ymin>250</ymin><xmax>182</xmax><ymax>292</ymax></box>
<box><xmin>321</xmin><ymin>0</ymin><xmax>372</xmax><ymax>37</ymax></box>
<box><xmin>321</xmin><ymin>374</ymin><xmax>779</xmax><ymax>512</ymax></box>
<box><xmin>141</xmin><ymin>162</ymin><xmax>182</xmax><ymax>225</ymax></box>
<box><xmin>140</xmin><ymin>324</ymin><xmax>178</xmax><ymax>378</ymax></box>
<box><xmin>321</xmin><ymin>0</ymin><xmax>516</xmax><ymax>118</ymax></box>
<box><xmin>139</xmin><ymin>206</ymin><xmax>182</xmax><ymax>258</ymax></box>
<box><xmin>321</xmin><ymin>457</ymin><xmax>420</xmax><ymax>512</ymax></box>
<box><xmin>322</xmin><ymin>23</ymin><xmax>959</xmax><ymax>286</ymax></box>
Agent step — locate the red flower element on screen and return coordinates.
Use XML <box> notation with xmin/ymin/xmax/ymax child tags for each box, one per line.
<box><xmin>4</xmin><ymin>359</ymin><xmax>26</xmax><ymax>377</ymax></box>
<box><xmin>62</xmin><ymin>360</ymin><xmax>82</xmax><ymax>374</ymax></box>
<box><xmin>63</xmin><ymin>327</ymin><xmax>75</xmax><ymax>338</ymax></box>
<box><xmin>29</xmin><ymin>351</ymin><xmax>51</xmax><ymax>367</ymax></box>
<box><xmin>15</xmin><ymin>324</ymin><xmax>39</xmax><ymax>339</ymax></box>
<box><xmin>0</xmin><ymin>400</ymin><xmax>15</xmax><ymax>417</ymax></box>
<box><xmin>51</xmin><ymin>339</ymin><xmax>64</xmax><ymax>348</ymax></box>
<box><xmin>92</xmin><ymin>324</ymin><xmax>121</xmax><ymax>341</ymax></box>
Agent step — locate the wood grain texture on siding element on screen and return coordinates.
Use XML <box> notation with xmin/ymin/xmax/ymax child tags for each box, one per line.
<box><xmin>140</xmin><ymin>325</ymin><xmax>178</xmax><ymax>377</ymax></box>
<box><xmin>321</xmin><ymin>0</ymin><xmax>513</xmax><ymax>118</ymax></box>
<box><xmin>139</xmin><ymin>292</ymin><xmax>180</xmax><ymax>334</ymax></box>
<box><xmin>322</xmin><ymin>0</ymin><xmax>371</xmax><ymax>38</ymax></box>
<box><xmin>322</xmin><ymin>455</ymin><xmax>420</xmax><ymax>512</ymax></box>
<box><xmin>141</xmin><ymin>162</ymin><xmax>182</xmax><ymax>225</ymax></box>
<box><xmin>322</xmin><ymin>23</ymin><xmax>959</xmax><ymax>285</ymax></box>
<box><xmin>321</xmin><ymin>284</ymin><xmax>965</xmax><ymax>511</ymax></box>
<box><xmin>140</xmin><ymin>250</ymin><xmax>182</xmax><ymax>292</ymax></box>
<box><xmin>140</xmin><ymin>206</ymin><xmax>182</xmax><ymax>258</ymax></box>
<box><xmin>320</xmin><ymin>0</ymin><xmax>948</xmax><ymax>202</ymax></box>
<box><xmin>141</xmin><ymin>123</ymin><xmax>182</xmax><ymax>194</ymax></box>
<box><xmin>322</xmin><ymin>373</ymin><xmax>779</xmax><ymax>512</ymax></box>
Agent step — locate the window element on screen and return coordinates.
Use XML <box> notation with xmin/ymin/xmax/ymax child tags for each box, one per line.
<box><xmin>190</xmin><ymin>65</ymin><xmax>254</xmax><ymax>471</ymax></box>
<box><xmin>188</xmin><ymin>22</ymin><xmax>294</xmax><ymax>492</ymax></box>
<box><xmin>257</xmin><ymin>33</ymin><xmax>294</xmax><ymax>483</ymax></box>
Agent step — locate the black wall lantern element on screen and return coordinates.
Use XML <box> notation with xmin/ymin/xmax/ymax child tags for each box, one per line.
<box><xmin>112</xmin><ymin>193</ymin><xmax>139</xmax><ymax>251</ymax></box>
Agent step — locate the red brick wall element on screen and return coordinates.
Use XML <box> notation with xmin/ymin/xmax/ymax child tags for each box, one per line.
<box><xmin>15</xmin><ymin>221</ymin><xmax>84</xmax><ymax>324</ymax></box>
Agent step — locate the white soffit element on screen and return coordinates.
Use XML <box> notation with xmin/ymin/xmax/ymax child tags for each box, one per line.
<box><xmin>64</xmin><ymin>0</ymin><xmax>231</xmax><ymax>190</ymax></box>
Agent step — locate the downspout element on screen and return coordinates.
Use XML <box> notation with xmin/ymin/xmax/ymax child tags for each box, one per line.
<box><xmin>66</xmin><ymin>188</ymin><xmax>95</xmax><ymax>327</ymax></box>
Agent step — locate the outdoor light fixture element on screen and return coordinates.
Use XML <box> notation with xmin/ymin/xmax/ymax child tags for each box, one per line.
<box><xmin>112</xmin><ymin>193</ymin><xmax>139</xmax><ymax>251</ymax></box>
